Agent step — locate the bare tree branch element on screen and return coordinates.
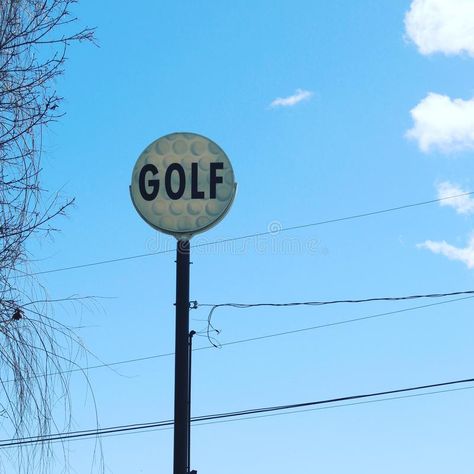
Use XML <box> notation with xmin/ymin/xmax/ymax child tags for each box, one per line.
<box><xmin>0</xmin><ymin>1</ymin><xmax>99</xmax><ymax>471</ymax></box>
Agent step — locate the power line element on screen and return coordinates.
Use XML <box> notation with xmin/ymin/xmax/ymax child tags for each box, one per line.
<box><xmin>198</xmin><ymin>290</ymin><xmax>474</xmax><ymax>345</ymax></box>
<box><xmin>26</xmin><ymin>385</ymin><xmax>474</xmax><ymax>445</ymax></box>
<box><xmin>29</xmin><ymin>191</ymin><xmax>474</xmax><ymax>276</ymax></box>
<box><xmin>44</xmin><ymin>385</ymin><xmax>474</xmax><ymax>446</ymax></box>
<box><xmin>197</xmin><ymin>289</ymin><xmax>474</xmax><ymax>309</ymax></box>
<box><xmin>190</xmin><ymin>385</ymin><xmax>474</xmax><ymax>429</ymax></box>
<box><xmin>0</xmin><ymin>376</ymin><xmax>472</xmax><ymax>447</ymax></box>
<box><xmin>29</xmin><ymin>249</ymin><xmax>175</xmax><ymax>276</ymax></box>
<box><xmin>6</xmin><ymin>385</ymin><xmax>474</xmax><ymax>446</ymax></box>
<box><xmin>12</xmin><ymin>294</ymin><xmax>474</xmax><ymax>380</ymax></box>
<box><xmin>208</xmin><ymin>295</ymin><xmax>474</xmax><ymax>347</ymax></box>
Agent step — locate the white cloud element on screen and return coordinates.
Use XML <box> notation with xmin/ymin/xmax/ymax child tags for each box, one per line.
<box><xmin>406</xmin><ymin>93</ymin><xmax>474</xmax><ymax>153</ymax></box>
<box><xmin>405</xmin><ymin>0</ymin><xmax>474</xmax><ymax>56</ymax></box>
<box><xmin>270</xmin><ymin>89</ymin><xmax>313</xmax><ymax>108</ymax></box>
<box><xmin>418</xmin><ymin>235</ymin><xmax>474</xmax><ymax>268</ymax></box>
<box><xmin>436</xmin><ymin>181</ymin><xmax>474</xmax><ymax>214</ymax></box>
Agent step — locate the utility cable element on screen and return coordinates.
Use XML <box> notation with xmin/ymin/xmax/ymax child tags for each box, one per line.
<box><xmin>15</xmin><ymin>384</ymin><xmax>474</xmax><ymax>445</ymax></box>
<box><xmin>8</xmin><ymin>294</ymin><xmax>473</xmax><ymax>381</ymax></box>
<box><xmin>198</xmin><ymin>290</ymin><xmax>474</xmax><ymax>346</ymax></box>
<box><xmin>28</xmin><ymin>191</ymin><xmax>474</xmax><ymax>276</ymax></box>
<box><xmin>0</xmin><ymin>376</ymin><xmax>472</xmax><ymax>447</ymax></box>
<box><xmin>197</xmin><ymin>289</ymin><xmax>474</xmax><ymax>310</ymax></box>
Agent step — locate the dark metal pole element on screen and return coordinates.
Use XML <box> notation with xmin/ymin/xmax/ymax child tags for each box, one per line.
<box><xmin>188</xmin><ymin>330</ymin><xmax>196</xmax><ymax>473</ymax></box>
<box><xmin>174</xmin><ymin>239</ymin><xmax>190</xmax><ymax>474</ymax></box>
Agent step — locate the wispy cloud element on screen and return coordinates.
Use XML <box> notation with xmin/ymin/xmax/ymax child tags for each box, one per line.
<box><xmin>436</xmin><ymin>181</ymin><xmax>474</xmax><ymax>214</ymax></box>
<box><xmin>418</xmin><ymin>236</ymin><xmax>474</xmax><ymax>269</ymax></box>
<box><xmin>405</xmin><ymin>0</ymin><xmax>474</xmax><ymax>56</ymax></box>
<box><xmin>270</xmin><ymin>89</ymin><xmax>313</xmax><ymax>108</ymax></box>
<box><xmin>406</xmin><ymin>93</ymin><xmax>474</xmax><ymax>153</ymax></box>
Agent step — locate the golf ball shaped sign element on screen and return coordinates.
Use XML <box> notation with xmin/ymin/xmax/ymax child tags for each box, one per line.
<box><xmin>130</xmin><ymin>133</ymin><xmax>236</xmax><ymax>238</ymax></box>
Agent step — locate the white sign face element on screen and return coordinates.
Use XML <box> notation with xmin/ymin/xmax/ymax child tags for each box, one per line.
<box><xmin>130</xmin><ymin>132</ymin><xmax>236</xmax><ymax>239</ymax></box>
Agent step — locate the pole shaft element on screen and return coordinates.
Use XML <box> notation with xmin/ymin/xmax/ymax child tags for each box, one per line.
<box><xmin>174</xmin><ymin>240</ymin><xmax>190</xmax><ymax>474</ymax></box>
<box><xmin>187</xmin><ymin>331</ymin><xmax>195</xmax><ymax>473</ymax></box>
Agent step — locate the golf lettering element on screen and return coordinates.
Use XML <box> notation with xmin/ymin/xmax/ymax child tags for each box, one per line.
<box><xmin>130</xmin><ymin>133</ymin><xmax>236</xmax><ymax>237</ymax></box>
<box><xmin>139</xmin><ymin>162</ymin><xmax>224</xmax><ymax>201</ymax></box>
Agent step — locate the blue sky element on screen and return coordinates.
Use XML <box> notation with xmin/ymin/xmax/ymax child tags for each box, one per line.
<box><xmin>20</xmin><ymin>0</ymin><xmax>474</xmax><ymax>472</ymax></box>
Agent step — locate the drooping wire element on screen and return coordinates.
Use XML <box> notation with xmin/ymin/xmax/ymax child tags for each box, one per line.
<box><xmin>198</xmin><ymin>289</ymin><xmax>474</xmax><ymax>309</ymax></box>
<box><xmin>197</xmin><ymin>289</ymin><xmax>474</xmax><ymax>346</ymax></box>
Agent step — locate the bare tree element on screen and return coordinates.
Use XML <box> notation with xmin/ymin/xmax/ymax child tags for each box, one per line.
<box><xmin>0</xmin><ymin>1</ymin><xmax>96</xmax><ymax>471</ymax></box>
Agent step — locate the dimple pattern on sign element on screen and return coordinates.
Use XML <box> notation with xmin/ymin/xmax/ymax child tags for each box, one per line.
<box><xmin>130</xmin><ymin>132</ymin><xmax>236</xmax><ymax>237</ymax></box>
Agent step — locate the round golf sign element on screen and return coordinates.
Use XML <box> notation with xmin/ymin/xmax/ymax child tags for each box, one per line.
<box><xmin>130</xmin><ymin>132</ymin><xmax>236</xmax><ymax>239</ymax></box>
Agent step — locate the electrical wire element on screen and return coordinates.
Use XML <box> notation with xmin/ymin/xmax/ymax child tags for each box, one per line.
<box><xmin>28</xmin><ymin>191</ymin><xmax>474</xmax><ymax>276</ymax></box>
<box><xmin>190</xmin><ymin>385</ymin><xmax>474</xmax><ymax>429</ymax></box>
<box><xmin>197</xmin><ymin>289</ymin><xmax>474</xmax><ymax>310</ymax></box>
<box><xmin>8</xmin><ymin>294</ymin><xmax>473</xmax><ymax>381</ymax></box>
<box><xmin>207</xmin><ymin>295</ymin><xmax>474</xmax><ymax>347</ymax></box>
<box><xmin>0</xmin><ymin>376</ymin><xmax>472</xmax><ymax>447</ymax></box>
<box><xmin>20</xmin><ymin>384</ymin><xmax>474</xmax><ymax>445</ymax></box>
<box><xmin>198</xmin><ymin>290</ymin><xmax>474</xmax><ymax>346</ymax></box>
